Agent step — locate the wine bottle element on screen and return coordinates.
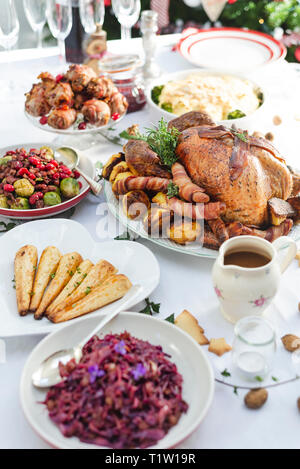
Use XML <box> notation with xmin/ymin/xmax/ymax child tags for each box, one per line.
<box><xmin>65</xmin><ymin>0</ymin><xmax>85</xmax><ymax>64</ymax></box>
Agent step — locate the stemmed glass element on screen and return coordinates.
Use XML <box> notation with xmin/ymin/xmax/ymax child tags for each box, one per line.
<box><xmin>0</xmin><ymin>0</ymin><xmax>19</xmax><ymax>52</ymax></box>
<box><xmin>23</xmin><ymin>0</ymin><xmax>47</xmax><ymax>49</ymax></box>
<box><xmin>79</xmin><ymin>0</ymin><xmax>105</xmax><ymax>34</ymax></box>
<box><xmin>46</xmin><ymin>0</ymin><xmax>73</xmax><ymax>64</ymax></box>
<box><xmin>112</xmin><ymin>0</ymin><xmax>141</xmax><ymax>40</ymax></box>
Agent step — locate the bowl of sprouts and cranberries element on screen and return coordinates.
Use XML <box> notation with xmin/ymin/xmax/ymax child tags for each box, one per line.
<box><xmin>0</xmin><ymin>144</ymin><xmax>95</xmax><ymax>219</ymax></box>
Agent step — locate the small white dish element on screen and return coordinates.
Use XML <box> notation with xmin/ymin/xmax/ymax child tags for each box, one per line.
<box><xmin>0</xmin><ymin>219</ymin><xmax>160</xmax><ymax>337</ymax></box>
<box><xmin>147</xmin><ymin>68</ymin><xmax>266</xmax><ymax>131</ymax></box>
<box><xmin>20</xmin><ymin>312</ymin><xmax>214</xmax><ymax>449</ymax></box>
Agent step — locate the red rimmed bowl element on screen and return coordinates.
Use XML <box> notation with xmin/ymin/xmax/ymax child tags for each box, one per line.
<box><xmin>0</xmin><ymin>142</ymin><xmax>95</xmax><ymax>220</ymax></box>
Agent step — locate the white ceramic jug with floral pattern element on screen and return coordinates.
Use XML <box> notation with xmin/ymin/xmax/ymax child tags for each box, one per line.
<box><xmin>212</xmin><ymin>235</ymin><xmax>297</xmax><ymax>324</ymax></box>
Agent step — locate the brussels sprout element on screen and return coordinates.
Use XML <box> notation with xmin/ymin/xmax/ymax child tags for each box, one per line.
<box><xmin>13</xmin><ymin>178</ymin><xmax>35</xmax><ymax>197</ymax></box>
<box><xmin>60</xmin><ymin>178</ymin><xmax>80</xmax><ymax>199</ymax></box>
<box><xmin>0</xmin><ymin>195</ymin><xmax>8</xmax><ymax>208</ymax></box>
<box><xmin>0</xmin><ymin>156</ymin><xmax>12</xmax><ymax>166</ymax></box>
<box><xmin>40</xmin><ymin>146</ymin><xmax>54</xmax><ymax>161</ymax></box>
<box><xmin>11</xmin><ymin>197</ymin><xmax>30</xmax><ymax>210</ymax></box>
<box><xmin>44</xmin><ymin>191</ymin><xmax>62</xmax><ymax>206</ymax></box>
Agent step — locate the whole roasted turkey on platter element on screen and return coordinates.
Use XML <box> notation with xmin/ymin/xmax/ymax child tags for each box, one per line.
<box><xmin>103</xmin><ymin>111</ymin><xmax>300</xmax><ymax>250</ymax></box>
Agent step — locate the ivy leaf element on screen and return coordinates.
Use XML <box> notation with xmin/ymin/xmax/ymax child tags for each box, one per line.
<box><xmin>139</xmin><ymin>298</ymin><xmax>161</xmax><ymax>316</ymax></box>
<box><xmin>165</xmin><ymin>313</ymin><xmax>175</xmax><ymax>324</ymax></box>
<box><xmin>114</xmin><ymin>231</ymin><xmax>133</xmax><ymax>241</ymax></box>
<box><xmin>0</xmin><ymin>221</ymin><xmax>17</xmax><ymax>233</ymax></box>
<box><xmin>221</xmin><ymin>369</ymin><xmax>231</xmax><ymax>378</ymax></box>
<box><xmin>233</xmin><ymin>387</ymin><xmax>239</xmax><ymax>395</ymax></box>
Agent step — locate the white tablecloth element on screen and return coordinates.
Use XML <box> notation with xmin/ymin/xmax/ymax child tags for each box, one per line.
<box><xmin>0</xmin><ymin>37</ymin><xmax>300</xmax><ymax>450</ymax></box>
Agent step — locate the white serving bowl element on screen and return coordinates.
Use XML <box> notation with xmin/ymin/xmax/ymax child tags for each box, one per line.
<box><xmin>146</xmin><ymin>68</ymin><xmax>266</xmax><ymax>132</ymax></box>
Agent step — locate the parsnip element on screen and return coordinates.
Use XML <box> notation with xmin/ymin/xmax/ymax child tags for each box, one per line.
<box><xmin>15</xmin><ymin>245</ymin><xmax>38</xmax><ymax>316</ymax></box>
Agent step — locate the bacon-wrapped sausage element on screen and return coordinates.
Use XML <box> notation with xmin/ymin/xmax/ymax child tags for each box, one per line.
<box><xmin>167</xmin><ymin>197</ymin><xmax>226</xmax><ymax>221</ymax></box>
<box><xmin>87</xmin><ymin>77</ymin><xmax>117</xmax><ymax>100</ymax></box>
<box><xmin>171</xmin><ymin>162</ymin><xmax>209</xmax><ymax>203</ymax></box>
<box><xmin>25</xmin><ymin>83</ymin><xmax>51</xmax><ymax>117</ymax></box>
<box><xmin>82</xmin><ymin>99</ymin><xmax>111</xmax><ymax>126</ymax></box>
<box><xmin>113</xmin><ymin>175</ymin><xmax>170</xmax><ymax>195</ymax></box>
<box><xmin>37</xmin><ymin>72</ymin><xmax>56</xmax><ymax>93</ymax></box>
<box><xmin>208</xmin><ymin>218</ymin><xmax>229</xmax><ymax>244</ymax></box>
<box><xmin>108</xmin><ymin>92</ymin><xmax>128</xmax><ymax>116</ymax></box>
<box><xmin>46</xmin><ymin>82</ymin><xmax>74</xmax><ymax>108</ymax></box>
<box><xmin>47</xmin><ymin>108</ymin><xmax>77</xmax><ymax>130</ymax></box>
<box><xmin>65</xmin><ymin>64</ymin><xmax>97</xmax><ymax>92</ymax></box>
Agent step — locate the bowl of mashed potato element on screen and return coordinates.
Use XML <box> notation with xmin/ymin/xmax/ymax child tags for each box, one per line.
<box><xmin>147</xmin><ymin>69</ymin><xmax>265</xmax><ymax>130</ymax></box>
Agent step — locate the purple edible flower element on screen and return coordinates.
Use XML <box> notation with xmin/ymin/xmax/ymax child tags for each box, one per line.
<box><xmin>114</xmin><ymin>340</ymin><xmax>127</xmax><ymax>355</ymax></box>
<box><xmin>88</xmin><ymin>365</ymin><xmax>105</xmax><ymax>384</ymax></box>
<box><xmin>131</xmin><ymin>363</ymin><xmax>146</xmax><ymax>381</ymax></box>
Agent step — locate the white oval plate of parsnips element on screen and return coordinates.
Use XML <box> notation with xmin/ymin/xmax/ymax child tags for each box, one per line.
<box><xmin>0</xmin><ymin>219</ymin><xmax>160</xmax><ymax>337</ymax></box>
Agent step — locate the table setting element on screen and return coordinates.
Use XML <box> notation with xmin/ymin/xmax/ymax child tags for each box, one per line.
<box><xmin>0</xmin><ymin>0</ymin><xmax>300</xmax><ymax>451</ymax></box>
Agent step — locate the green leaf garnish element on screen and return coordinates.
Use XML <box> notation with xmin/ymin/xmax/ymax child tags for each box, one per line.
<box><xmin>85</xmin><ymin>287</ymin><xmax>91</xmax><ymax>296</ymax></box>
<box><xmin>227</xmin><ymin>109</ymin><xmax>246</xmax><ymax>120</ymax></box>
<box><xmin>234</xmin><ymin>387</ymin><xmax>239</xmax><ymax>395</ymax></box>
<box><xmin>151</xmin><ymin>85</ymin><xmax>164</xmax><ymax>104</ymax></box>
<box><xmin>0</xmin><ymin>221</ymin><xmax>17</xmax><ymax>233</ymax></box>
<box><xmin>255</xmin><ymin>376</ymin><xmax>264</xmax><ymax>383</ymax></box>
<box><xmin>139</xmin><ymin>298</ymin><xmax>161</xmax><ymax>316</ymax></box>
<box><xmin>165</xmin><ymin>313</ymin><xmax>175</xmax><ymax>324</ymax></box>
<box><xmin>161</xmin><ymin>102</ymin><xmax>173</xmax><ymax>113</ymax></box>
<box><xmin>272</xmin><ymin>376</ymin><xmax>279</xmax><ymax>382</ymax></box>
<box><xmin>221</xmin><ymin>369</ymin><xmax>231</xmax><ymax>378</ymax></box>
<box><xmin>167</xmin><ymin>181</ymin><xmax>179</xmax><ymax>199</ymax></box>
<box><xmin>232</xmin><ymin>129</ymin><xmax>249</xmax><ymax>143</ymax></box>
<box><xmin>114</xmin><ymin>231</ymin><xmax>133</xmax><ymax>241</ymax></box>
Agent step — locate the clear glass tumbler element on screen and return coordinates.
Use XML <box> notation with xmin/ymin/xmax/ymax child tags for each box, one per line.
<box><xmin>232</xmin><ymin>316</ymin><xmax>276</xmax><ymax>380</ymax></box>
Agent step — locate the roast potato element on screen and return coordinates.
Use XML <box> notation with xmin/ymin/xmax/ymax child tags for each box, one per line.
<box><xmin>109</xmin><ymin>161</ymin><xmax>130</xmax><ymax>183</ymax></box>
<box><xmin>35</xmin><ymin>252</ymin><xmax>82</xmax><ymax>319</ymax></box>
<box><xmin>46</xmin><ymin>259</ymin><xmax>94</xmax><ymax>316</ymax></box>
<box><xmin>143</xmin><ymin>206</ymin><xmax>173</xmax><ymax>237</ymax></box>
<box><xmin>167</xmin><ymin>221</ymin><xmax>201</xmax><ymax>245</ymax></box>
<box><xmin>268</xmin><ymin>197</ymin><xmax>296</xmax><ymax>226</ymax></box>
<box><xmin>122</xmin><ymin>190</ymin><xmax>150</xmax><ymax>220</ymax></box>
<box><xmin>29</xmin><ymin>246</ymin><xmax>61</xmax><ymax>313</ymax></box>
<box><xmin>14</xmin><ymin>245</ymin><xmax>38</xmax><ymax>316</ymax></box>
<box><xmin>102</xmin><ymin>153</ymin><xmax>124</xmax><ymax>180</ymax></box>
<box><xmin>112</xmin><ymin>171</ymin><xmax>133</xmax><ymax>197</ymax></box>
<box><xmin>49</xmin><ymin>274</ymin><xmax>132</xmax><ymax>323</ymax></box>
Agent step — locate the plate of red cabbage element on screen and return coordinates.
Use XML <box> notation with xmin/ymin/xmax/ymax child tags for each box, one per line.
<box><xmin>20</xmin><ymin>312</ymin><xmax>214</xmax><ymax>449</ymax></box>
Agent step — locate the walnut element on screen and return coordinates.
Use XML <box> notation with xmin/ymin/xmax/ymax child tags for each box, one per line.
<box><xmin>245</xmin><ymin>388</ymin><xmax>268</xmax><ymax>409</ymax></box>
<box><xmin>265</xmin><ymin>132</ymin><xmax>274</xmax><ymax>141</ymax></box>
<box><xmin>281</xmin><ymin>334</ymin><xmax>300</xmax><ymax>352</ymax></box>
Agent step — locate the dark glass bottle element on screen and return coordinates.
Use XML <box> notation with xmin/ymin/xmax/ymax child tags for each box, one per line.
<box><xmin>65</xmin><ymin>0</ymin><xmax>85</xmax><ymax>64</ymax></box>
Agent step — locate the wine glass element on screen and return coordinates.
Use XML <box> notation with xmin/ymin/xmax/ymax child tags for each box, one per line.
<box><xmin>46</xmin><ymin>0</ymin><xmax>73</xmax><ymax>64</ymax></box>
<box><xmin>112</xmin><ymin>0</ymin><xmax>141</xmax><ymax>40</ymax></box>
<box><xmin>0</xmin><ymin>0</ymin><xmax>19</xmax><ymax>52</ymax></box>
<box><xmin>23</xmin><ymin>0</ymin><xmax>47</xmax><ymax>49</ymax></box>
<box><xmin>79</xmin><ymin>0</ymin><xmax>105</xmax><ymax>34</ymax></box>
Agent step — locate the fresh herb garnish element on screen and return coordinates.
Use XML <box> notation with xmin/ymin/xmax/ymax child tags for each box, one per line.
<box><xmin>221</xmin><ymin>369</ymin><xmax>231</xmax><ymax>378</ymax></box>
<box><xmin>232</xmin><ymin>129</ymin><xmax>249</xmax><ymax>143</ymax></box>
<box><xmin>139</xmin><ymin>298</ymin><xmax>161</xmax><ymax>316</ymax></box>
<box><xmin>161</xmin><ymin>102</ymin><xmax>173</xmax><ymax>113</ymax></box>
<box><xmin>0</xmin><ymin>221</ymin><xmax>17</xmax><ymax>233</ymax></box>
<box><xmin>50</xmin><ymin>273</ymin><xmax>56</xmax><ymax>279</ymax></box>
<box><xmin>272</xmin><ymin>376</ymin><xmax>279</xmax><ymax>382</ymax></box>
<box><xmin>67</xmin><ymin>270</ymin><xmax>74</xmax><ymax>277</ymax></box>
<box><xmin>234</xmin><ymin>387</ymin><xmax>239</xmax><ymax>395</ymax></box>
<box><xmin>120</xmin><ymin>118</ymin><xmax>179</xmax><ymax>168</ymax></box>
<box><xmin>85</xmin><ymin>287</ymin><xmax>92</xmax><ymax>295</ymax></box>
<box><xmin>227</xmin><ymin>109</ymin><xmax>246</xmax><ymax>120</ymax></box>
<box><xmin>165</xmin><ymin>313</ymin><xmax>175</xmax><ymax>323</ymax></box>
<box><xmin>167</xmin><ymin>181</ymin><xmax>179</xmax><ymax>199</ymax></box>
<box><xmin>151</xmin><ymin>85</ymin><xmax>164</xmax><ymax>104</ymax></box>
<box><xmin>255</xmin><ymin>376</ymin><xmax>264</xmax><ymax>383</ymax></box>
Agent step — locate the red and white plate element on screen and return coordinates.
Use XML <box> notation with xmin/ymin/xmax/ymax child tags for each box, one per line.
<box><xmin>0</xmin><ymin>142</ymin><xmax>95</xmax><ymax>220</ymax></box>
<box><xmin>178</xmin><ymin>27</ymin><xmax>286</xmax><ymax>71</ymax></box>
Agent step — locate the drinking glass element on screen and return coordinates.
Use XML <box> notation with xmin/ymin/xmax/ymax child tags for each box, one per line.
<box><xmin>46</xmin><ymin>0</ymin><xmax>73</xmax><ymax>63</ymax></box>
<box><xmin>232</xmin><ymin>316</ymin><xmax>276</xmax><ymax>381</ymax></box>
<box><xmin>79</xmin><ymin>0</ymin><xmax>105</xmax><ymax>34</ymax></box>
<box><xmin>111</xmin><ymin>0</ymin><xmax>141</xmax><ymax>40</ymax></box>
<box><xmin>0</xmin><ymin>0</ymin><xmax>19</xmax><ymax>52</ymax></box>
<box><xmin>23</xmin><ymin>0</ymin><xmax>47</xmax><ymax>49</ymax></box>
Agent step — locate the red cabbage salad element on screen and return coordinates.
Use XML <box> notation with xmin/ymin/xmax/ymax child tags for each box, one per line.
<box><xmin>44</xmin><ymin>332</ymin><xmax>188</xmax><ymax>449</ymax></box>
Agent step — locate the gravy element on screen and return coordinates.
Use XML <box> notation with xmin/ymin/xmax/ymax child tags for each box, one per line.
<box><xmin>224</xmin><ymin>251</ymin><xmax>271</xmax><ymax>268</ymax></box>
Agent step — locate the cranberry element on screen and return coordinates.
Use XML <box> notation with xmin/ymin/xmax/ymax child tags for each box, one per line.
<box><xmin>39</xmin><ymin>115</ymin><xmax>48</xmax><ymax>125</ymax></box>
<box><xmin>78</xmin><ymin>181</ymin><xmax>82</xmax><ymax>189</ymax></box>
<box><xmin>4</xmin><ymin>184</ymin><xmax>15</xmax><ymax>193</ymax></box>
<box><xmin>6</xmin><ymin>151</ymin><xmax>16</xmax><ymax>156</ymax></box>
<box><xmin>50</xmin><ymin>160</ymin><xmax>59</xmax><ymax>168</ymax></box>
<box><xmin>78</xmin><ymin>122</ymin><xmax>87</xmax><ymax>130</ymax></box>
<box><xmin>52</xmin><ymin>172</ymin><xmax>60</xmax><ymax>180</ymax></box>
<box><xmin>73</xmin><ymin>170</ymin><xmax>80</xmax><ymax>179</ymax></box>
<box><xmin>55</xmin><ymin>74</ymin><xmax>64</xmax><ymax>83</ymax></box>
<box><xmin>28</xmin><ymin>173</ymin><xmax>36</xmax><ymax>180</ymax></box>
<box><xmin>29</xmin><ymin>194</ymin><xmax>38</xmax><ymax>205</ymax></box>
<box><xmin>59</xmin><ymin>173</ymin><xmax>68</xmax><ymax>179</ymax></box>
<box><xmin>28</xmin><ymin>156</ymin><xmax>41</xmax><ymax>166</ymax></box>
<box><xmin>18</xmin><ymin>168</ymin><xmax>30</xmax><ymax>176</ymax></box>
<box><xmin>45</xmin><ymin>163</ymin><xmax>56</xmax><ymax>171</ymax></box>
<box><xmin>112</xmin><ymin>113</ymin><xmax>120</xmax><ymax>121</ymax></box>
<box><xmin>13</xmin><ymin>161</ymin><xmax>23</xmax><ymax>170</ymax></box>
<box><xmin>35</xmin><ymin>192</ymin><xmax>44</xmax><ymax>199</ymax></box>
<box><xmin>29</xmin><ymin>149</ymin><xmax>38</xmax><ymax>154</ymax></box>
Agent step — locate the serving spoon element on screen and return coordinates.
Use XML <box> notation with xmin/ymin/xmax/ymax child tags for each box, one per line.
<box><xmin>32</xmin><ymin>285</ymin><xmax>142</xmax><ymax>388</ymax></box>
<box><xmin>54</xmin><ymin>146</ymin><xmax>102</xmax><ymax>196</ymax></box>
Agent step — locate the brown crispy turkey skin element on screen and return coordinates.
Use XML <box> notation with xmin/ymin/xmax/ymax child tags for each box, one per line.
<box><xmin>176</xmin><ymin>126</ymin><xmax>293</xmax><ymax>227</ymax></box>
